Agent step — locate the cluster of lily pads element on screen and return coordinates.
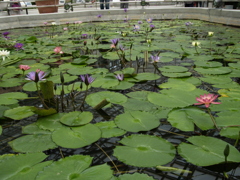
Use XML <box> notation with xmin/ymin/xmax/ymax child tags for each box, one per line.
<box><xmin>0</xmin><ymin>14</ymin><xmax>240</xmax><ymax>179</ymax></box>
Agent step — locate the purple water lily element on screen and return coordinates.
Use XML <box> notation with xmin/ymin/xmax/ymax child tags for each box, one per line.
<box><xmin>115</xmin><ymin>74</ymin><xmax>124</xmax><ymax>81</ymax></box>
<box><xmin>80</xmin><ymin>74</ymin><xmax>95</xmax><ymax>86</ymax></box>
<box><xmin>124</xmin><ymin>8</ymin><xmax>128</xmax><ymax>12</ymax></box>
<box><xmin>150</xmin><ymin>24</ymin><xmax>155</xmax><ymax>28</ymax></box>
<box><xmin>133</xmin><ymin>25</ymin><xmax>140</xmax><ymax>31</ymax></box>
<box><xmin>150</xmin><ymin>55</ymin><xmax>161</xmax><ymax>63</ymax></box>
<box><xmin>14</xmin><ymin>43</ymin><xmax>24</xmax><ymax>50</ymax></box>
<box><xmin>138</xmin><ymin>21</ymin><xmax>142</xmax><ymax>24</ymax></box>
<box><xmin>26</xmin><ymin>70</ymin><xmax>46</xmax><ymax>83</ymax></box>
<box><xmin>97</xmin><ymin>14</ymin><xmax>102</xmax><ymax>18</ymax></box>
<box><xmin>82</xmin><ymin>34</ymin><xmax>88</xmax><ymax>38</ymax></box>
<box><xmin>146</xmin><ymin>18</ymin><xmax>153</xmax><ymax>23</ymax></box>
<box><xmin>111</xmin><ymin>38</ymin><xmax>120</xmax><ymax>46</ymax></box>
<box><xmin>2</xmin><ymin>32</ymin><xmax>10</xmax><ymax>38</ymax></box>
<box><xmin>185</xmin><ymin>22</ymin><xmax>193</xmax><ymax>26</ymax></box>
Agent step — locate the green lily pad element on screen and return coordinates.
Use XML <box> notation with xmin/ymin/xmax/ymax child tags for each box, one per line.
<box><xmin>220</xmin><ymin>127</ymin><xmax>240</xmax><ymax>139</ymax></box>
<box><xmin>60</xmin><ymin>111</ymin><xmax>93</xmax><ymax>126</ymax></box>
<box><xmin>168</xmin><ymin>107</ymin><xmax>214</xmax><ymax>131</ymax></box>
<box><xmin>47</xmin><ymin>74</ymin><xmax>78</xmax><ymax>84</ymax></box>
<box><xmin>200</xmin><ymin>76</ymin><xmax>232</xmax><ymax>85</ymax></box>
<box><xmin>95</xmin><ymin>121</ymin><xmax>126</xmax><ymax>138</ymax></box>
<box><xmin>159</xmin><ymin>66</ymin><xmax>188</xmax><ymax>73</ymax></box>
<box><xmin>114</xmin><ymin>134</ymin><xmax>175</xmax><ymax>167</ymax></box>
<box><xmin>36</xmin><ymin>155</ymin><xmax>112</xmax><ymax>180</ymax></box>
<box><xmin>161</xmin><ymin>72</ymin><xmax>192</xmax><ymax>78</ymax></box>
<box><xmin>194</xmin><ymin>61</ymin><xmax>222</xmax><ymax>68</ymax></box>
<box><xmin>178</xmin><ymin>136</ymin><xmax>240</xmax><ymax>166</ymax></box>
<box><xmin>86</xmin><ymin>91</ymin><xmax>127</xmax><ymax>108</ymax></box>
<box><xmin>0</xmin><ymin>78</ymin><xmax>23</xmax><ymax>87</ymax></box>
<box><xmin>134</xmin><ymin>73</ymin><xmax>160</xmax><ymax>81</ymax></box>
<box><xmin>116</xmin><ymin>173</ymin><xmax>156</xmax><ymax>180</ymax></box>
<box><xmin>22</xmin><ymin>123</ymin><xmax>51</xmax><ymax>135</ymax></box>
<box><xmin>108</xmin><ymin>81</ymin><xmax>134</xmax><ymax>90</ymax></box>
<box><xmin>4</xmin><ymin>106</ymin><xmax>35</xmax><ymax>120</ymax></box>
<box><xmin>0</xmin><ymin>92</ymin><xmax>28</xmax><ymax>105</ymax></box>
<box><xmin>122</xmin><ymin>98</ymin><xmax>157</xmax><ymax>111</ymax></box>
<box><xmin>114</xmin><ymin>111</ymin><xmax>160</xmax><ymax>132</ymax></box>
<box><xmin>0</xmin><ymin>153</ymin><xmax>48</xmax><ymax>180</ymax></box>
<box><xmin>36</xmin><ymin>113</ymin><xmax>65</xmax><ymax>132</ymax></box>
<box><xmin>52</xmin><ymin>124</ymin><xmax>101</xmax><ymax>148</ymax></box>
<box><xmin>159</xmin><ymin>81</ymin><xmax>196</xmax><ymax>91</ymax></box>
<box><xmin>194</xmin><ymin>67</ymin><xmax>232</xmax><ymax>75</ymax></box>
<box><xmin>9</xmin><ymin>134</ymin><xmax>57</xmax><ymax>153</ymax></box>
<box><xmin>148</xmin><ymin>89</ymin><xmax>206</xmax><ymax>108</ymax></box>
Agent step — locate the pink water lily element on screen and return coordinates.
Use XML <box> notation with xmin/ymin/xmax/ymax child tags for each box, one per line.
<box><xmin>54</xmin><ymin>46</ymin><xmax>63</xmax><ymax>54</ymax></box>
<box><xmin>194</xmin><ymin>94</ymin><xmax>221</xmax><ymax>108</ymax></box>
<box><xmin>19</xmin><ymin>65</ymin><xmax>30</xmax><ymax>71</ymax></box>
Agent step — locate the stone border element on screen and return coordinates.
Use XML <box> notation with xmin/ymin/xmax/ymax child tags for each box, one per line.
<box><xmin>1</xmin><ymin>7</ymin><xmax>240</xmax><ymax>30</ymax></box>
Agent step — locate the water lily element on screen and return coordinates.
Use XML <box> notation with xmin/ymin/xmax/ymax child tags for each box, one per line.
<box><xmin>185</xmin><ymin>22</ymin><xmax>193</xmax><ymax>26</ymax></box>
<box><xmin>63</xmin><ymin>27</ymin><xmax>68</xmax><ymax>31</ymax></box>
<box><xmin>150</xmin><ymin>55</ymin><xmax>161</xmax><ymax>63</ymax></box>
<box><xmin>82</xmin><ymin>34</ymin><xmax>88</xmax><ymax>38</ymax></box>
<box><xmin>208</xmin><ymin>32</ymin><xmax>214</xmax><ymax>36</ymax></box>
<box><xmin>192</xmin><ymin>41</ymin><xmax>201</xmax><ymax>48</ymax></box>
<box><xmin>75</xmin><ymin>21</ymin><xmax>82</xmax><ymax>24</ymax></box>
<box><xmin>0</xmin><ymin>50</ymin><xmax>10</xmax><ymax>61</ymax></box>
<box><xmin>54</xmin><ymin>46</ymin><xmax>63</xmax><ymax>54</ymax></box>
<box><xmin>138</xmin><ymin>21</ymin><xmax>142</xmax><ymax>24</ymax></box>
<box><xmin>19</xmin><ymin>65</ymin><xmax>30</xmax><ymax>71</ymax></box>
<box><xmin>2</xmin><ymin>32</ymin><xmax>10</xmax><ymax>36</ymax></box>
<box><xmin>146</xmin><ymin>18</ymin><xmax>153</xmax><ymax>23</ymax></box>
<box><xmin>194</xmin><ymin>94</ymin><xmax>221</xmax><ymax>108</ymax></box>
<box><xmin>14</xmin><ymin>43</ymin><xmax>24</xmax><ymax>50</ymax></box>
<box><xmin>124</xmin><ymin>8</ymin><xmax>127</xmax><ymax>12</ymax></box>
<box><xmin>115</xmin><ymin>74</ymin><xmax>124</xmax><ymax>81</ymax></box>
<box><xmin>26</xmin><ymin>70</ymin><xmax>46</xmax><ymax>83</ymax></box>
<box><xmin>80</xmin><ymin>74</ymin><xmax>95</xmax><ymax>86</ymax></box>
<box><xmin>43</xmin><ymin>22</ymin><xmax>48</xmax><ymax>25</ymax></box>
<box><xmin>97</xmin><ymin>14</ymin><xmax>102</xmax><ymax>18</ymax></box>
<box><xmin>133</xmin><ymin>25</ymin><xmax>140</xmax><ymax>31</ymax></box>
<box><xmin>150</xmin><ymin>24</ymin><xmax>155</xmax><ymax>28</ymax></box>
<box><xmin>51</xmin><ymin>22</ymin><xmax>56</xmax><ymax>25</ymax></box>
<box><xmin>111</xmin><ymin>38</ymin><xmax>120</xmax><ymax>46</ymax></box>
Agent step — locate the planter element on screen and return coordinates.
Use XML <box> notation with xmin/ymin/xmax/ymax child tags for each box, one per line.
<box><xmin>35</xmin><ymin>0</ymin><xmax>59</xmax><ymax>14</ymax></box>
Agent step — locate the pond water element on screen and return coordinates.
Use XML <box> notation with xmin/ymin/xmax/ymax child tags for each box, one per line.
<box><xmin>0</xmin><ymin>19</ymin><xmax>240</xmax><ymax>180</ymax></box>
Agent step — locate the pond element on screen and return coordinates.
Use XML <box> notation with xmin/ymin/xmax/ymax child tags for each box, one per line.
<box><xmin>0</xmin><ymin>18</ymin><xmax>240</xmax><ymax>180</ymax></box>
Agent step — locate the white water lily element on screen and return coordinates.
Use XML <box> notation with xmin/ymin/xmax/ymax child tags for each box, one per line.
<box><xmin>208</xmin><ymin>32</ymin><xmax>214</xmax><ymax>36</ymax></box>
<box><xmin>0</xmin><ymin>50</ymin><xmax>10</xmax><ymax>61</ymax></box>
<box><xmin>192</xmin><ymin>41</ymin><xmax>201</xmax><ymax>48</ymax></box>
<box><xmin>51</xmin><ymin>22</ymin><xmax>56</xmax><ymax>25</ymax></box>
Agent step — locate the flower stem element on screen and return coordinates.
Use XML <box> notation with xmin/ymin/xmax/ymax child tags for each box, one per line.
<box><xmin>35</xmin><ymin>82</ymin><xmax>49</xmax><ymax>109</ymax></box>
<box><xmin>207</xmin><ymin>108</ymin><xmax>220</xmax><ymax>131</ymax></box>
<box><xmin>79</xmin><ymin>86</ymin><xmax>89</xmax><ymax>111</ymax></box>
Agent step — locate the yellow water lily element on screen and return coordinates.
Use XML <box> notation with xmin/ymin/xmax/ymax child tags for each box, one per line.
<box><xmin>208</xmin><ymin>32</ymin><xmax>214</xmax><ymax>36</ymax></box>
<box><xmin>192</xmin><ymin>41</ymin><xmax>201</xmax><ymax>48</ymax></box>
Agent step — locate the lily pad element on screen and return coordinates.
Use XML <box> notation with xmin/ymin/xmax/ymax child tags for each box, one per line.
<box><xmin>114</xmin><ymin>134</ymin><xmax>175</xmax><ymax>167</ymax></box>
<box><xmin>178</xmin><ymin>136</ymin><xmax>240</xmax><ymax>166</ymax></box>
<box><xmin>52</xmin><ymin>124</ymin><xmax>101</xmax><ymax>148</ymax></box>
<box><xmin>4</xmin><ymin>106</ymin><xmax>35</xmax><ymax>120</ymax></box>
<box><xmin>0</xmin><ymin>153</ymin><xmax>48</xmax><ymax>180</ymax></box>
<box><xmin>95</xmin><ymin>121</ymin><xmax>126</xmax><ymax>138</ymax></box>
<box><xmin>116</xmin><ymin>173</ymin><xmax>156</xmax><ymax>180</ymax></box>
<box><xmin>161</xmin><ymin>72</ymin><xmax>192</xmax><ymax>78</ymax></box>
<box><xmin>36</xmin><ymin>155</ymin><xmax>112</xmax><ymax>180</ymax></box>
<box><xmin>60</xmin><ymin>111</ymin><xmax>93</xmax><ymax>126</ymax></box>
<box><xmin>9</xmin><ymin>134</ymin><xmax>57</xmax><ymax>153</ymax></box>
<box><xmin>0</xmin><ymin>92</ymin><xmax>28</xmax><ymax>105</ymax></box>
<box><xmin>86</xmin><ymin>91</ymin><xmax>127</xmax><ymax>108</ymax></box>
<box><xmin>114</xmin><ymin>111</ymin><xmax>160</xmax><ymax>132</ymax></box>
<box><xmin>168</xmin><ymin>107</ymin><xmax>214</xmax><ymax>131</ymax></box>
<box><xmin>194</xmin><ymin>67</ymin><xmax>232</xmax><ymax>75</ymax></box>
<box><xmin>159</xmin><ymin>66</ymin><xmax>188</xmax><ymax>73</ymax></box>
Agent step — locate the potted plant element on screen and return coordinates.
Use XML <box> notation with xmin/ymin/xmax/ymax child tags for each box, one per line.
<box><xmin>35</xmin><ymin>0</ymin><xmax>59</xmax><ymax>13</ymax></box>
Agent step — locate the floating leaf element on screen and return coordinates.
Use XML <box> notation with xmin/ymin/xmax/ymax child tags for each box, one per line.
<box><xmin>86</xmin><ymin>91</ymin><xmax>127</xmax><ymax>108</ymax></box>
<box><xmin>114</xmin><ymin>134</ymin><xmax>175</xmax><ymax>167</ymax></box>
<box><xmin>194</xmin><ymin>67</ymin><xmax>232</xmax><ymax>75</ymax></box>
<box><xmin>200</xmin><ymin>76</ymin><xmax>232</xmax><ymax>85</ymax></box>
<box><xmin>60</xmin><ymin>111</ymin><xmax>93</xmax><ymax>126</ymax></box>
<box><xmin>178</xmin><ymin>136</ymin><xmax>240</xmax><ymax>166</ymax></box>
<box><xmin>161</xmin><ymin>72</ymin><xmax>192</xmax><ymax>78</ymax></box>
<box><xmin>116</xmin><ymin>173</ymin><xmax>156</xmax><ymax>180</ymax></box>
<box><xmin>0</xmin><ymin>153</ymin><xmax>47</xmax><ymax>180</ymax></box>
<box><xmin>36</xmin><ymin>155</ymin><xmax>112</xmax><ymax>180</ymax></box>
<box><xmin>9</xmin><ymin>134</ymin><xmax>57</xmax><ymax>153</ymax></box>
<box><xmin>134</xmin><ymin>73</ymin><xmax>160</xmax><ymax>81</ymax></box>
<box><xmin>194</xmin><ymin>61</ymin><xmax>222</xmax><ymax>68</ymax></box>
<box><xmin>22</xmin><ymin>123</ymin><xmax>51</xmax><ymax>135</ymax></box>
<box><xmin>52</xmin><ymin>124</ymin><xmax>101</xmax><ymax>148</ymax></box>
<box><xmin>95</xmin><ymin>121</ymin><xmax>126</xmax><ymax>138</ymax></box>
<box><xmin>4</xmin><ymin>106</ymin><xmax>35</xmax><ymax>120</ymax></box>
<box><xmin>0</xmin><ymin>92</ymin><xmax>28</xmax><ymax>105</ymax></box>
<box><xmin>159</xmin><ymin>81</ymin><xmax>196</xmax><ymax>91</ymax></box>
<box><xmin>159</xmin><ymin>66</ymin><xmax>188</xmax><ymax>73</ymax></box>
<box><xmin>122</xmin><ymin>98</ymin><xmax>156</xmax><ymax>111</ymax></box>
<box><xmin>114</xmin><ymin>111</ymin><xmax>160</xmax><ymax>132</ymax></box>
<box><xmin>220</xmin><ymin>127</ymin><xmax>240</xmax><ymax>139</ymax></box>
<box><xmin>168</xmin><ymin>107</ymin><xmax>214</xmax><ymax>131</ymax></box>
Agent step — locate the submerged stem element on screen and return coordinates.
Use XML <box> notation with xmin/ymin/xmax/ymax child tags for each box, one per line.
<box><xmin>35</xmin><ymin>82</ymin><xmax>49</xmax><ymax>109</ymax></box>
<box><xmin>95</xmin><ymin>143</ymin><xmax>120</xmax><ymax>173</ymax></box>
